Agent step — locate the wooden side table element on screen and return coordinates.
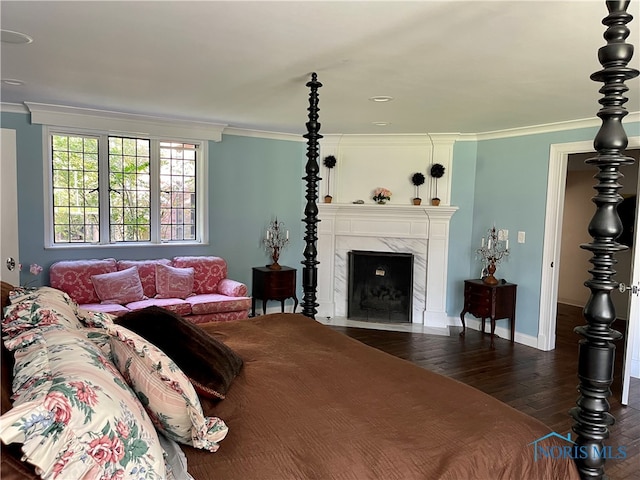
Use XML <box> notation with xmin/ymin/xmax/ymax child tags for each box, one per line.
<box><xmin>251</xmin><ymin>266</ymin><xmax>298</xmax><ymax>316</ymax></box>
<box><xmin>459</xmin><ymin>279</ymin><xmax>517</xmax><ymax>348</ymax></box>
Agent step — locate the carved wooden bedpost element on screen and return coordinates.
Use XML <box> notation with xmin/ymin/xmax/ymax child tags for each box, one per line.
<box><xmin>301</xmin><ymin>72</ymin><xmax>322</xmax><ymax>318</ymax></box>
<box><xmin>570</xmin><ymin>1</ymin><xmax>638</xmax><ymax>478</ymax></box>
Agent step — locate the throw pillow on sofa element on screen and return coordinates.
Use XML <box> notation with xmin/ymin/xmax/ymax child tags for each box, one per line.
<box><xmin>155</xmin><ymin>264</ymin><xmax>194</xmax><ymax>299</ymax></box>
<box><xmin>91</xmin><ymin>266</ymin><xmax>145</xmax><ymax>305</ymax></box>
<box><xmin>0</xmin><ymin>325</ymin><xmax>167</xmax><ymax>480</ymax></box>
<box><xmin>107</xmin><ymin>323</ymin><xmax>229</xmax><ymax>452</ymax></box>
<box><xmin>116</xmin><ymin>306</ymin><xmax>243</xmax><ymax>400</ymax></box>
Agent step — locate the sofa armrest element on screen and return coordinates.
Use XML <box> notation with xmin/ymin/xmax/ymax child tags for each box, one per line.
<box><xmin>217</xmin><ymin>279</ymin><xmax>248</xmax><ymax>297</ymax></box>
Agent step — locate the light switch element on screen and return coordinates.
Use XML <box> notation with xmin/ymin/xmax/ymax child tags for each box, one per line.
<box><xmin>518</xmin><ymin>231</ymin><xmax>526</xmax><ymax>243</ymax></box>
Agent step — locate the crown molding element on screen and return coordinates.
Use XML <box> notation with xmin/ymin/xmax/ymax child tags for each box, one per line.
<box><xmin>0</xmin><ymin>102</ymin><xmax>29</xmax><ymax>114</ymax></box>
<box><xmin>24</xmin><ymin>102</ymin><xmax>228</xmax><ymax>142</ymax></box>
<box><xmin>222</xmin><ymin>127</ymin><xmax>305</xmax><ymax>142</ymax></box>
<box><xmin>4</xmin><ymin>102</ymin><xmax>638</xmax><ymax>142</ymax></box>
<box><xmin>458</xmin><ymin>112</ymin><xmax>640</xmax><ymax>141</ymax></box>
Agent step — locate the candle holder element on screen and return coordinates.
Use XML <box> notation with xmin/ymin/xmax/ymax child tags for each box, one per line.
<box><xmin>476</xmin><ymin>227</ymin><xmax>509</xmax><ymax>285</ymax></box>
<box><xmin>264</xmin><ymin>218</ymin><xmax>289</xmax><ymax>270</ymax></box>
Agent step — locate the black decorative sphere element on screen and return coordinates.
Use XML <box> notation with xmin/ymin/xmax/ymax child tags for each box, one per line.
<box><xmin>411</xmin><ymin>172</ymin><xmax>426</xmax><ymax>186</ymax></box>
<box><xmin>323</xmin><ymin>155</ymin><xmax>337</xmax><ymax>169</ymax></box>
<box><xmin>430</xmin><ymin>163</ymin><xmax>445</xmax><ymax>178</ymax></box>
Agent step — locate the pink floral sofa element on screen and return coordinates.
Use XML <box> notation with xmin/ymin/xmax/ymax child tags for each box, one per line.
<box><xmin>49</xmin><ymin>256</ymin><xmax>251</xmax><ymax>323</ymax></box>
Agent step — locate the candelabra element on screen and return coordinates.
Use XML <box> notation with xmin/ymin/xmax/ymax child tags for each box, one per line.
<box><xmin>264</xmin><ymin>218</ymin><xmax>289</xmax><ymax>270</ymax></box>
<box><xmin>476</xmin><ymin>227</ymin><xmax>509</xmax><ymax>285</ymax></box>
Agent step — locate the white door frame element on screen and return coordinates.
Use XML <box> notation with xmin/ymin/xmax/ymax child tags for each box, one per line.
<box><xmin>539</xmin><ymin>136</ymin><xmax>640</xmax><ymax>352</ymax></box>
<box><xmin>1</xmin><ymin>128</ymin><xmax>20</xmax><ymax>285</ymax></box>
<box><xmin>621</xmin><ymin>173</ymin><xmax>640</xmax><ymax>405</ymax></box>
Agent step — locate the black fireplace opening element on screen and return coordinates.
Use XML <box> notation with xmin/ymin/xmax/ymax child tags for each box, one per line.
<box><xmin>348</xmin><ymin>250</ymin><xmax>413</xmax><ymax>323</ymax></box>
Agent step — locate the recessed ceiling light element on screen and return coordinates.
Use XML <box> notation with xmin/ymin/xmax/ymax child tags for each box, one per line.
<box><xmin>1</xmin><ymin>79</ymin><xmax>25</xmax><ymax>86</ymax></box>
<box><xmin>1</xmin><ymin>29</ymin><xmax>33</xmax><ymax>45</ymax></box>
<box><xmin>372</xmin><ymin>121</ymin><xmax>390</xmax><ymax>126</ymax></box>
<box><xmin>369</xmin><ymin>96</ymin><xmax>393</xmax><ymax>103</ymax></box>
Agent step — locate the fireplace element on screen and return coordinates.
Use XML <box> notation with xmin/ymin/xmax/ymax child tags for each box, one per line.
<box><xmin>348</xmin><ymin>251</ymin><xmax>413</xmax><ymax>323</ymax></box>
<box><xmin>316</xmin><ymin>204</ymin><xmax>457</xmax><ymax>328</ymax></box>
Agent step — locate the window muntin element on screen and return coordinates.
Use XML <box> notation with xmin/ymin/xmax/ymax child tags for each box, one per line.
<box><xmin>49</xmin><ymin>131</ymin><xmax>203</xmax><ymax>246</ymax></box>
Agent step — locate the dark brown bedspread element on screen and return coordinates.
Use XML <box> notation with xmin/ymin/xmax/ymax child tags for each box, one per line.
<box><xmin>186</xmin><ymin>314</ymin><xmax>580</xmax><ymax>480</ymax></box>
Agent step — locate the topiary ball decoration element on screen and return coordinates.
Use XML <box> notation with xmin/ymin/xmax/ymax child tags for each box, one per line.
<box><xmin>411</xmin><ymin>172</ymin><xmax>426</xmax><ymax>186</ymax></box>
<box><xmin>430</xmin><ymin>163</ymin><xmax>445</xmax><ymax>178</ymax></box>
<box><xmin>323</xmin><ymin>155</ymin><xmax>337</xmax><ymax>169</ymax></box>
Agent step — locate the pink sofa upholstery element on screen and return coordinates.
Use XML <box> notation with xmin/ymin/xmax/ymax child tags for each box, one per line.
<box><xmin>49</xmin><ymin>256</ymin><xmax>251</xmax><ymax>324</ymax></box>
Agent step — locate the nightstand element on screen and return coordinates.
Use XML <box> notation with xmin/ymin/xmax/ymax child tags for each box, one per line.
<box><xmin>251</xmin><ymin>266</ymin><xmax>298</xmax><ymax>316</ymax></box>
<box><xmin>459</xmin><ymin>279</ymin><xmax>517</xmax><ymax>348</ymax></box>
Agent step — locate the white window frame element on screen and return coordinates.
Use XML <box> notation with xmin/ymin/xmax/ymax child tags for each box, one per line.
<box><xmin>43</xmin><ymin>126</ymin><xmax>209</xmax><ymax>248</ymax></box>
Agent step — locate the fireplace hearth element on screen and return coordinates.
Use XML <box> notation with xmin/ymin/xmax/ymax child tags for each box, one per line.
<box><xmin>348</xmin><ymin>251</ymin><xmax>413</xmax><ymax>323</ymax></box>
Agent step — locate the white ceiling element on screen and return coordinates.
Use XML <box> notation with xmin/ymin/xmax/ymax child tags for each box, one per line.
<box><xmin>1</xmin><ymin>1</ymin><xmax>639</xmax><ymax>136</ymax></box>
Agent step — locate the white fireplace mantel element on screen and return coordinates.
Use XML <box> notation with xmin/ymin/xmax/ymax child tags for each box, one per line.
<box><xmin>316</xmin><ymin>203</ymin><xmax>458</xmax><ymax>328</ymax></box>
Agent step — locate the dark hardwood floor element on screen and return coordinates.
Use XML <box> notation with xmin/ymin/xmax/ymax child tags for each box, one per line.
<box><xmin>329</xmin><ymin>303</ymin><xmax>639</xmax><ymax>480</ymax></box>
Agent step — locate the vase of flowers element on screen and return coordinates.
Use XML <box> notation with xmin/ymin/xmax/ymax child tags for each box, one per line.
<box><xmin>20</xmin><ymin>263</ymin><xmax>43</xmax><ymax>287</ymax></box>
<box><xmin>429</xmin><ymin>163</ymin><xmax>445</xmax><ymax>205</ymax></box>
<box><xmin>323</xmin><ymin>155</ymin><xmax>337</xmax><ymax>203</ymax></box>
<box><xmin>372</xmin><ymin>188</ymin><xmax>392</xmax><ymax>204</ymax></box>
<box><xmin>411</xmin><ymin>172</ymin><xmax>425</xmax><ymax>205</ymax></box>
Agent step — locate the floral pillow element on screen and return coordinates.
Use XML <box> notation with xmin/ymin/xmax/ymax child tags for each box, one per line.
<box><xmin>91</xmin><ymin>266</ymin><xmax>145</xmax><ymax>305</ymax></box>
<box><xmin>155</xmin><ymin>264</ymin><xmax>194</xmax><ymax>299</ymax></box>
<box><xmin>107</xmin><ymin>323</ymin><xmax>228</xmax><ymax>451</ymax></box>
<box><xmin>0</xmin><ymin>325</ymin><xmax>167</xmax><ymax>480</ymax></box>
<box><xmin>2</xmin><ymin>287</ymin><xmax>85</xmax><ymax>338</ymax></box>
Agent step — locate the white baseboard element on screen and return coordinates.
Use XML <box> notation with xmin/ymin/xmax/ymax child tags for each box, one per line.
<box><xmin>448</xmin><ymin>316</ymin><xmax>538</xmax><ymax>349</ymax></box>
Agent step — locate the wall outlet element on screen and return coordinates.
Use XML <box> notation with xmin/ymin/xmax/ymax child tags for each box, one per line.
<box><xmin>498</xmin><ymin>229</ymin><xmax>508</xmax><ymax>241</ymax></box>
<box><xmin>518</xmin><ymin>231</ymin><xmax>526</xmax><ymax>243</ymax></box>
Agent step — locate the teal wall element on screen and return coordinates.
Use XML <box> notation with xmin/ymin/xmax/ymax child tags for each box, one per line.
<box><xmin>3</xmin><ymin>109</ymin><xmax>639</xmax><ymax>339</ymax></box>
<box><xmin>208</xmin><ymin>134</ymin><xmax>306</xmax><ymax>287</ymax></box>
<box><xmin>452</xmin><ymin>121</ymin><xmax>640</xmax><ymax>338</ymax></box>
<box><xmin>447</xmin><ymin>140</ymin><xmax>477</xmax><ymax>314</ymax></box>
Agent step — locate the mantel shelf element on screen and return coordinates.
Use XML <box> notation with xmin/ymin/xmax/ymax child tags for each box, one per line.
<box><xmin>318</xmin><ymin>203</ymin><xmax>458</xmax><ymax>219</ymax></box>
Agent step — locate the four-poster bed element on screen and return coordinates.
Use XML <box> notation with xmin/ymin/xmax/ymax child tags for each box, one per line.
<box><xmin>0</xmin><ymin>2</ymin><xmax>635</xmax><ymax>479</ymax></box>
<box><xmin>296</xmin><ymin>2</ymin><xmax>636</xmax><ymax>480</ymax></box>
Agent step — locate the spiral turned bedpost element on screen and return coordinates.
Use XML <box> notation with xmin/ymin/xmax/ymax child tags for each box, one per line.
<box><xmin>301</xmin><ymin>72</ymin><xmax>323</xmax><ymax>318</ymax></box>
<box><xmin>570</xmin><ymin>2</ymin><xmax>638</xmax><ymax>478</ymax></box>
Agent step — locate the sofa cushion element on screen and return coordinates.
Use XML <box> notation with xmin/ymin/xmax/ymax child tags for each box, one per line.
<box><xmin>2</xmin><ymin>287</ymin><xmax>85</xmax><ymax>338</ymax></box>
<box><xmin>155</xmin><ymin>264</ymin><xmax>194</xmax><ymax>299</ymax></box>
<box><xmin>49</xmin><ymin>259</ymin><xmax>117</xmax><ymax>305</ymax></box>
<box><xmin>187</xmin><ymin>293</ymin><xmax>252</xmax><ymax>316</ymax></box>
<box><xmin>91</xmin><ymin>266</ymin><xmax>146</xmax><ymax>305</ymax></box>
<box><xmin>172</xmin><ymin>256</ymin><xmax>227</xmax><ymax>294</ymax></box>
<box><xmin>0</xmin><ymin>326</ymin><xmax>167</xmax><ymax>480</ymax></box>
<box><xmin>117</xmin><ymin>259</ymin><xmax>171</xmax><ymax>298</ymax></box>
<box><xmin>107</xmin><ymin>323</ymin><xmax>228</xmax><ymax>451</ymax></box>
<box><xmin>116</xmin><ymin>306</ymin><xmax>243</xmax><ymax>400</ymax></box>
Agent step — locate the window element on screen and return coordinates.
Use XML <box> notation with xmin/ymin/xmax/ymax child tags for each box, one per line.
<box><xmin>48</xmin><ymin>131</ymin><xmax>205</xmax><ymax>246</ymax></box>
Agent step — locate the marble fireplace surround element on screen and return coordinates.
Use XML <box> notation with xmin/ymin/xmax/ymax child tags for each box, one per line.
<box><xmin>316</xmin><ymin>204</ymin><xmax>457</xmax><ymax>329</ymax></box>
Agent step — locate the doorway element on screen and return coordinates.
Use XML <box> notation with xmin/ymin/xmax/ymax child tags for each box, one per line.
<box><xmin>539</xmin><ymin>138</ymin><xmax>640</xmax><ymax>405</ymax></box>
